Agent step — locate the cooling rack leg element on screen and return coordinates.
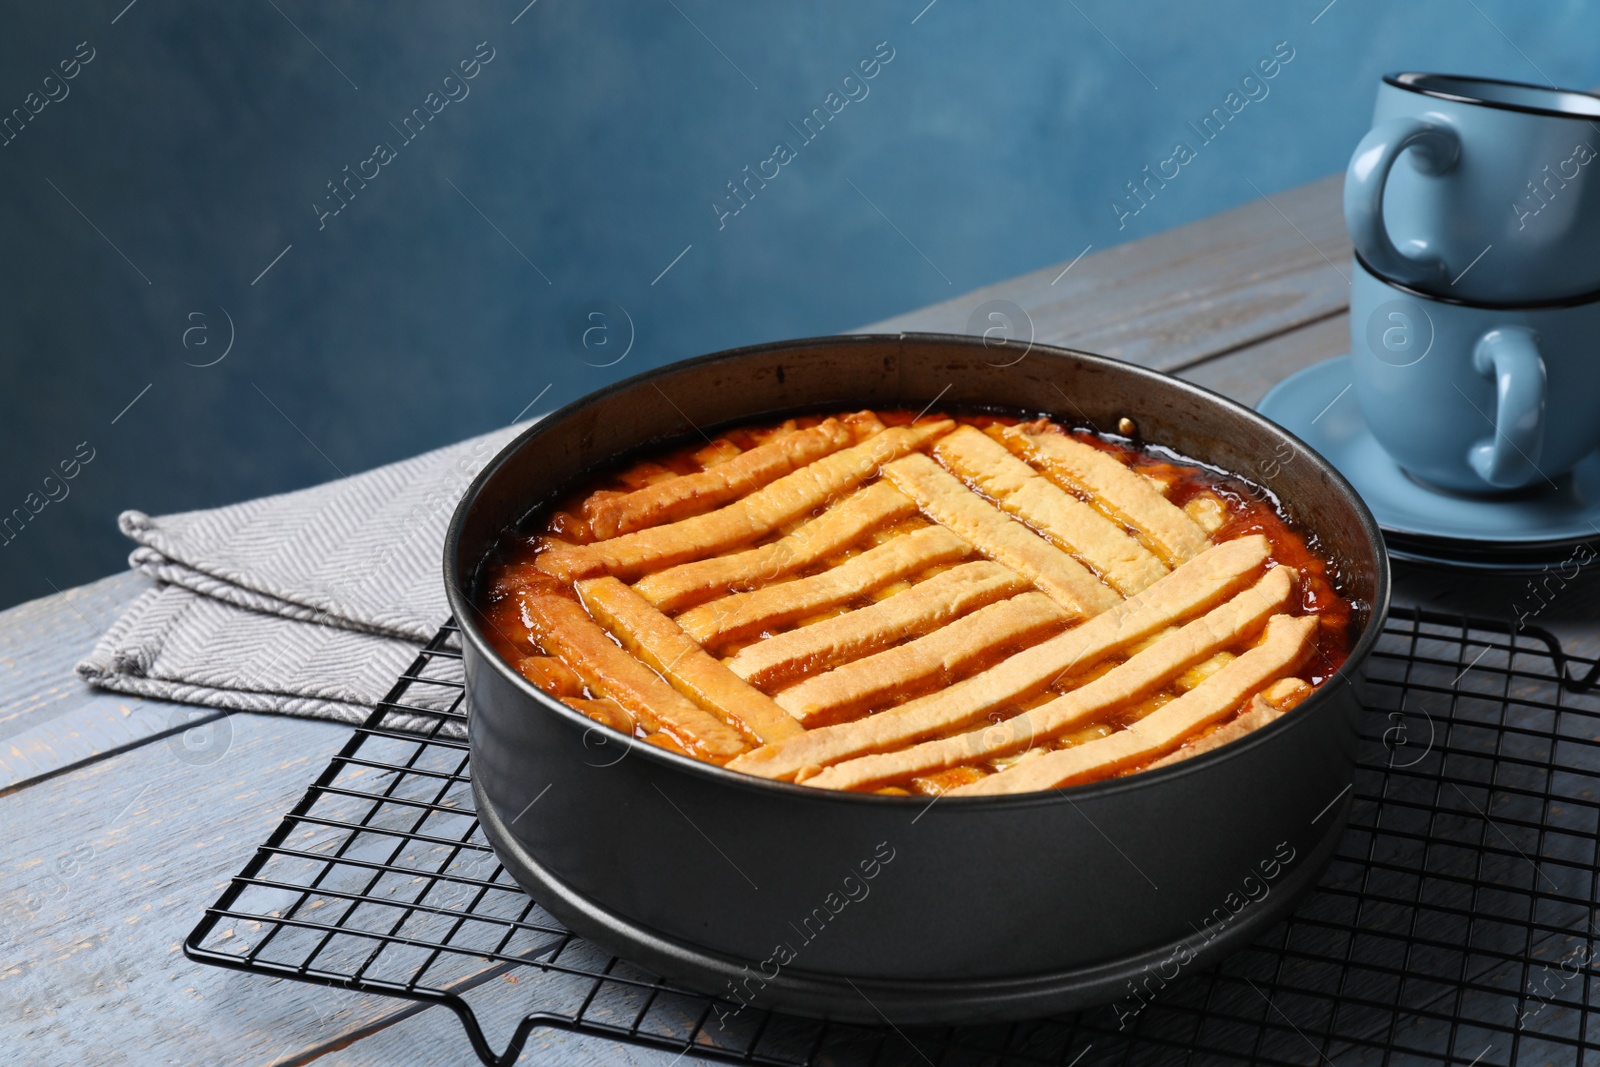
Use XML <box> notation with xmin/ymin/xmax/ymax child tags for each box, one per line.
<box><xmin>431</xmin><ymin>995</ymin><xmax>514</xmax><ymax>1067</ymax></box>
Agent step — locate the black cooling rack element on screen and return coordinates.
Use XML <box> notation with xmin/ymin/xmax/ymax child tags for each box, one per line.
<box><xmin>184</xmin><ymin>608</ymin><xmax>1600</xmax><ymax>1067</ymax></box>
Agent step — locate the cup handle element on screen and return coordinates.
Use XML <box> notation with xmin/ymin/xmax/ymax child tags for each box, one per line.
<box><xmin>1468</xmin><ymin>327</ymin><xmax>1546</xmax><ymax>489</ymax></box>
<box><xmin>1343</xmin><ymin>117</ymin><xmax>1461</xmax><ymax>288</ymax></box>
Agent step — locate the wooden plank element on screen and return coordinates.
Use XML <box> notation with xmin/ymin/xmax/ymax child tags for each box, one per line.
<box><xmin>0</xmin><ymin>707</ymin><xmax>682</xmax><ymax>1066</ymax></box>
<box><xmin>1175</xmin><ymin>311</ymin><xmax>1347</xmax><ymax>408</ymax></box>
<box><xmin>0</xmin><ymin>571</ymin><xmax>140</xmax><ymax>737</ymax></box>
<box><xmin>0</xmin><ymin>711</ymin><xmax>397</xmax><ymax>1065</ymax></box>
<box><xmin>861</xmin><ymin>173</ymin><xmax>1350</xmax><ymax>373</ymax></box>
<box><xmin>0</xmin><ymin>572</ymin><xmax>193</xmax><ymax>792</ymax></box>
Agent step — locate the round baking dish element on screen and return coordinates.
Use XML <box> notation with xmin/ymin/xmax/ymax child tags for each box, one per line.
<box><xmin>445</xmin><ymin>333</ymin><xmax>1390</xmax><ymax>1024</ymax></box>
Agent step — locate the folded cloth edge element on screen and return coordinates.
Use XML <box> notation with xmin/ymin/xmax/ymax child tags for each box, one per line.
<box><xmin>75</xmin><ymin>583</ymin><xmax>463</xmax><ymax>736</ymax></box>
<box><xmin>124</xmin><ymin>543</ymin><xmax>427</xmax><ymax>641</ymax></box>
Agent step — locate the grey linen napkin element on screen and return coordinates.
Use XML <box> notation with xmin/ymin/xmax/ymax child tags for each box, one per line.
<box><xmin>76</xmin><ymin>422</ymin><xmax>529</xmax><ymax>727</ymax></box>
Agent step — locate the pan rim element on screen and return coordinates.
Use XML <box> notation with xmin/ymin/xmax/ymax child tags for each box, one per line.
<box><xmin>445</xmin><ymin>331</ymin><xmax>1392</xmax><ymax>810</ymax></box>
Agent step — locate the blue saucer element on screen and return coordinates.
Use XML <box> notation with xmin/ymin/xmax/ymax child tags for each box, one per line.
<box><xmin>1257</xmin><ymin>356</ymin><xmax>1600</xmax><ymax>562</ymax></box>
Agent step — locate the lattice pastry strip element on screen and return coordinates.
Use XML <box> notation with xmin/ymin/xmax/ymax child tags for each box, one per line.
<box><xmin>725</xmin><ymin>534</ymin><xmax>1273</xmax><ymax>781</ymax></box>
<box><xmin>952</xmin><ymin>614</ymin><xmax>1317</xmax><ymax>795</ymax></box>
<box><xmin>1001</xmin><ymin>426</ymin><xmax>1210</xmax><ymax>565</ymax></box>
<box><xmin>582</xmin><ymin>418</ymin><xmax>854</xmax><ymax>539</ymax></box>
<box><xmin>576</xmin><ymin>576</ymin><xmax>802</xmax><ymax>745</ymax></box>
<box><xmin>1148</xmin><ymin>677</ymin><xmax>1311</xmax><ymax>769</ymax></box>
<box><xmin>536</xmin><ymin>420</ymin><xmax>953</xmax><ymax>581</ymax></box>
<box><xmin>517</xmin><ymin>592</ymin><xmax>749</xmax><ymax>761</ymax></box>
<box><xmin>724</xmin><ymin>560</ymin><xmax>1030</xmax><ymax>689</ymax></box>
<box><xmin>933</xmin><ymin>425</ymin><xmax>1169</xmax><ymax>595</ymax></box>
<box><xmin>800</xmin><ymin>565</ymin><xmax>1297</xmax><ymax>791</ymax></box>
<box><xmin>773</xmin><ymin>590</ymin><xmax>1073</xmax><ymax>725</ymax></box>
<box><xmin>880</xmin><ymin>452</ymin><xmax>1121</xmax><ymax>617</ymax></box>
<box><xmin>674</xmin><ymin>523</ymin><xmax>971</xmax><ymax>648</ymax></box>
<box><xmin>632</xmin><ymin>480</ymin><xmax>917</xmax><ymax>613</ymax></box>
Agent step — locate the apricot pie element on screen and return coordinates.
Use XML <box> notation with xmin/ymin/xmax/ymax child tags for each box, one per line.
<box><xmin>478</xmin><ymin>410</ymin><xmax>1353</xmax><ymax>796</ymax></box>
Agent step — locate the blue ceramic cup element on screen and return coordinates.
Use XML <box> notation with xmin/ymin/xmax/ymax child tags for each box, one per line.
<box><xmin>1345</xmin><ymin>73</ymin><xmax>1600</xmax><ymax>303</ymax></box>
<box><xmin>1350</xmin><ymin>255</ymin><xmax>1600</xmax><ymax>494</ymax></box>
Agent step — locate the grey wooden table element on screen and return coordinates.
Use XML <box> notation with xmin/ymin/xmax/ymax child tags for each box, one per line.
<box><xmin>5</xmin><ymin>173</ymin><xmax>1597</xmax><ymax>1066</ymax></box>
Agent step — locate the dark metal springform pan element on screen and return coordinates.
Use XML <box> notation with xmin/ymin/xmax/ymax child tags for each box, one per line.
<box><xmin>445</xmin><ymin>333</ymin><xmax>1391</xmax><ymax>1024</ymax></box>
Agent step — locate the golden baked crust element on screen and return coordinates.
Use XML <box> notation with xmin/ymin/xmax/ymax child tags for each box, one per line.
<box><xmin>481</xmin><ymin>411</ymin><xmax>1352</xmax><ymax>795</ymax></box>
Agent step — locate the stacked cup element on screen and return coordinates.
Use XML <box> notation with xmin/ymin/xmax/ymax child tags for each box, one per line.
<box><xmin>1344</xmin><ymin>73</ymin><xmax>1600</xmax><ymax>494</ymax></box>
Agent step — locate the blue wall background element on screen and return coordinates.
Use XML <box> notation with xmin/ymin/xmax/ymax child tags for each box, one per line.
<box><xmin>2</xmin><ymin>0</ymin><xmax>1597</xmax><ymax>609</ymax></box>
